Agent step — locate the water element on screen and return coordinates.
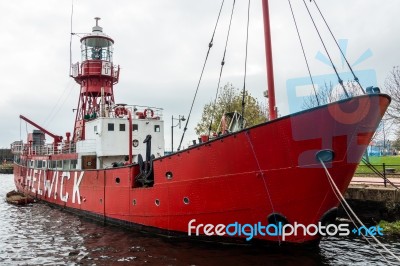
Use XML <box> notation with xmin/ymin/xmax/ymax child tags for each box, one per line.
<box><xmin>1</xmin><ymin>174</ymin><xmax>399</xmax><ymax>265</ymax></box>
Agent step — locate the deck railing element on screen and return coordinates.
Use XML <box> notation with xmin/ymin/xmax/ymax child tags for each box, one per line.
<box><xmin>11</xmin><ymin>142</ymin><xmax>77</xmax><ymax>156</ymax></box>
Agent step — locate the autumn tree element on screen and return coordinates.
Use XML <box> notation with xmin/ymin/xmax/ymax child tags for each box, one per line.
<box><xmin>195</xmin><ymin>83</ymin><xmax>267</xmax><ymax>136</ymax></box>
<box><xmin>380</xmin><ymin>66</ymin><xmax>400</xmax><ymax>155</ymax></box>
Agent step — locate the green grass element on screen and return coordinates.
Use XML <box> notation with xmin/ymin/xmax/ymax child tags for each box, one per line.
<box><xmin>378</xmin><ymin>220</ymin><xmax>400</xmax><ymax>235</ymax></box>
<box><xmin>355</xmin><ymin>156</ymin><xmax>400</xmax><ymax>175</ymax></box>
<box><xmin>364</xmin><ymin>156</ymin><xmax>400</xmax><ymax>165</ymax></box>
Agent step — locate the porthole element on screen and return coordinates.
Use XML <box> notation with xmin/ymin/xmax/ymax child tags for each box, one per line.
<box><xmin>115</xmin><ymin>177</ymin><xmax>120</xmax><ymax>184</ymax></box>
<box><xmin>132</xmin><ymin>139</ymin><xmax>139</xmax><ymax>147</ymax></box>
<box><xmin>267</xmin><ymin>213</ymin><xmax>288</xmax><ymax>225</ymax></box>
<box><xmin>132</xmin><ymin>199</ymin><xmax>137</xmax><ymax>206</ymax></box>
<box><xmin>166</xmin><ymin>171</ymin><xmax>173</xmax><ymax>179</ymax></box>
<box><xmin>183</xmin><ymin>197</ymin><xmax>190</xmax><ymax>205</ymax></box>
<box><xmin>155</xmin><ymin>199</ymin><xmax>160</xmax><ymax>206</ymax></box>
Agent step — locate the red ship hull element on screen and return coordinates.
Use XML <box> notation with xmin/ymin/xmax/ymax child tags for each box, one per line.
<box><xmin>13</xmin><ymin>94</ymin><xmax>390</xmax><ymax>245</ymax></box>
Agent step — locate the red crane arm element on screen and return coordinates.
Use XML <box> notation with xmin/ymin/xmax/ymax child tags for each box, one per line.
<box><xmin>19</xmin><ymin>115</ymin><xmax>63</xmax><ymax>143</ymax></box>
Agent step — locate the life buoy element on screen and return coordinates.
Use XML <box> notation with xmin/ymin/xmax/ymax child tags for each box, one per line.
<box><xmin>144</xmin><ymin>109</ymin><xmax>154</xmax><ymax>118</ymax></box>
<box><xmin>115</xmin><ymin>106</ymin><xmax>128</xmax><ymax>118</ymax></box>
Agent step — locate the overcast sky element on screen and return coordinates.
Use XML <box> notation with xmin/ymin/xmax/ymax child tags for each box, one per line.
<box><xmin>0</xmin><ymin>0</ymin><xmax>399</xmax><ymax>149</ymax></box>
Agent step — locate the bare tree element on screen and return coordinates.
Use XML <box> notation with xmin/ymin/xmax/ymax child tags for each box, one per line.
<box><xmin>384</xmin><ymin>66</ymin><xmax>400</xmax><ymax>122</ymax></box>
<box><xmin>302</xmin><ymin>80</ymin><xmax>363</xmax><ymax>109</ymax></box>
<box><xmin>372</xmin><ymin>117</ymin><xmax>396</xmax><ymax>156</ymax></box>
<box><xmin>393</xmin><ymin>130</ymin><xmax>400</xmax><ymax>152</ymax></box>
<box><xmin>302</xmin><ymin>79</ymin><xmax>397</xmax><ymax>158</ymax></box>
<box><xmin>379</xmin><ymin>66</ymin><xmax>400</xmax><ymax>155</ymax></box>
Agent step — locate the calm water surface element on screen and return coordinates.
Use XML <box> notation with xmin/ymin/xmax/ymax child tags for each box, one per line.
<box><xmin>1</xmin><ymin>174</ymin><xmax>399</xmax><ymax>265</ymax></box>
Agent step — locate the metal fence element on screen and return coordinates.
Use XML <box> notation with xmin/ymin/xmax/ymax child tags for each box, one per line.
<box><xmin>355</xmin><ymin>159</ymin><xmax>400</xmax><ymax>188</ymax></box>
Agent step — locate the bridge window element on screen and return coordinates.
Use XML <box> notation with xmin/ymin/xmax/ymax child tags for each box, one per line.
<box><xmin>63</xmin><ymin>160</ymin><xmax>70</xmax><ymax>170</ymax></box>
<box><xmin>154</xmin><ymin>125</ymin><xmax>160</xmax><ymax>132</ymax></box>
<box><xmin>71</xmin><ymin>160</ymin><xmax>77</xmax><ymax>169</ymax></box>
<box><xmin>108</xmin><ymin>123</ymin><xmax>114</xmax><ymax>131</ymax></box>
<box><xmin>133</xmin><ymin>124</ymin><xmax>138</xmax><ymax>131</ymax></box>
<box><xmin>119</xmin><ymin>123</ymin><xmax>126</xmax><ymax>131</ymax></box>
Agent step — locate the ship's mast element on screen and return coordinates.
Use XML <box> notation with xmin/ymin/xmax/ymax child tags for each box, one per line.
<box><xmin>70</xmin><ymin>17</ymin><xmax>120</xmax><ymax>142</ymax></box>
<box><xmin>262</xmin><ymin>0</ymin><xmax>277</xmax><ymax>120</ymax></box>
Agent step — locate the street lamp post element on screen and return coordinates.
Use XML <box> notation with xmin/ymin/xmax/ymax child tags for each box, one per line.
<box><xmin>171</xmin><ymin>115</ymin><xmax>186</xmax><ymax>152</ymax></box>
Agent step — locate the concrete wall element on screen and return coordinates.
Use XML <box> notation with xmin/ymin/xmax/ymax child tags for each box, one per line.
<box><xmin>341</xmin><ymin>185</ymin><xmax>400</xmax><ymax>222</ymax></box>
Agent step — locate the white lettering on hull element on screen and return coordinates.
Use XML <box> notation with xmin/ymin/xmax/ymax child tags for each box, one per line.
<box><xmin>72</xmin><ymin>172</ymin><xmax>84</xmax><ymax>204</ymax></box>
<box><xmin>31</xmin><ymin>169</ymin><xmax>37</xmax><ymax>193</ymax></box>
<box><xmin>37</xmin><ymin>169</ymin><xmax>43</xmax><ymax>195</ymax></box>
<box><xmin>43</xmin><ymin>171</ymin><xmax>53</xmax><ymax>197</ymax></box>
<box><xmin>25</xmin><ymin>169</ymin><xmax>84</xmax><ymax>205</ymax></box>
<box><xmin>60</xmin><ymin>172</ymin><xmax>70</xmax><ymax>202</ymax></box>
<box><xmin>26</xmin><ymin>169</ymin><xmax>32</xmax><ymax>189</ymax></box>
<box><xmin>53</xmin><ymin>171</ymin><xmax>59</xmax><ymax>200</ymax></box>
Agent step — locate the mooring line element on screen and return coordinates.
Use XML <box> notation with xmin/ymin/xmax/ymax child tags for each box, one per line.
<box><xmin>319</xmin><ymin>158</ymin><xmax>400</xmax><ymax>264</ymax></box>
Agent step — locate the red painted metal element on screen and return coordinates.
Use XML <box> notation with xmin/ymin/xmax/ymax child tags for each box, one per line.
<box><xmin>13</xmin><ymin>94</ymin><xmax>390</xmax><ymax>244</ymax></box>
<box><xmin>262</xmin><ymin>0</ymin><xmax>277</xmax><ymax>120</ymax></box>
<box><xmin>71</xmin><ymin>24</ymin><xmax>120</xmax><ymax>142</ymax></box>
<box><xmin>12</xmin><ymin>15</ymin><xmax>392</xmax><ymax>246</ymax></box>
<box><xmin>19</xmin><ymin>115</ymin><xmax>63</xmax><ymax>145</ymax></box>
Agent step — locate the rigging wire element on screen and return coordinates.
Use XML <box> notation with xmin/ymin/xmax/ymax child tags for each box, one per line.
<box><xmin>311</xmin><ymin>0</ymin><xmax>366</xmax><ymax>94</ymax></box>
<box><xmin>207</xmin><ymin>0</ymin><xmax>237</xmax><ymax>137</ymax></box>
<box><xmin>69</xmin><ymin>0</ymin><xmax>74</xmax><ymax>77</ymax></box>
<box><xmin>287</xmin><ymin>0</ymin><xmax>320</xmax><ymax>106</ymax></box>
<box><xmin>301</xmin><ymin>0</ymin><xmax>349</xmax><ymax>98</ymax></box>
<box><xmin>245</xmin><ymin>132</ymin><xmax>281</xmax><ymax>245</ymax></box>
<box><xmin>240</xmin><ymin>0</ymin><xmax>251</xmax><ymax>129</ymax></box>
<box><xmin>42</xmin><ymin>80</ymin><xmax>74</xmax><ymax>125</ymax></box>
<box><xmin>43</xmin><ymin>81</ymin><xmax>76</xmax><ymax>128</ymax></box>
<box><xmin>177</xmin><ymin>0</ymin><xmax>226</xmax><ymax>151</ymax></box>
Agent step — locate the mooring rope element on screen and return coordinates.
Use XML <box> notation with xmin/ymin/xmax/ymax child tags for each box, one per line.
<box><xmin>318</xmin><ymin>158</ymin><xmax>400</xmax><ymax>264</ymax></box>
<box><xmin>319</xmin><ymin>160</ymin><xmax>390</xmax><ymax>264</ymax></box>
